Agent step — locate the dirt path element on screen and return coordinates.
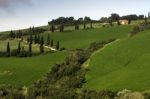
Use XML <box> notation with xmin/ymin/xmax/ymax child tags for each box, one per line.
<box><xmin>21</xmin><ymin>39</ymin><xmax>57</xmax><ymax>51</ymax></box>
<box><xmin>82</xmin><ymin>39</ymin><xmax>120</xmax><ymax>68</ymax></box>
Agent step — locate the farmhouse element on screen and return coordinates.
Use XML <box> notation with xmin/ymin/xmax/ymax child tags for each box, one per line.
<box><xmin>119</xmin><ymin>20</ymin><xmax>129</xmax><ymax>25</ymax></box>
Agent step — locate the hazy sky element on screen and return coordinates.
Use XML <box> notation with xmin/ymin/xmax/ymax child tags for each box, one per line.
<box><xmin>0</xmin><ymin>0</ymin><xmax>149</xmax><ymax>31</ymax></box>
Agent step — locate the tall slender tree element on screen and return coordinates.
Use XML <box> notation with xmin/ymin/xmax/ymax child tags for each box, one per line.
<box><xmin>51</xmin><ymin>24</ymin><xmax>55</xmax><ymax>32</ymax></box>
<box><xmin>47</xmin><ymin>34</ymin><xmax>50</xmax><ymax>46</ymax></box>
<box><xmin>37</xmin><ymin>35</ymin><xmax>40</xmax><ymax>44</ymax></box>
<box><xmin>117</xmin><ymin>20</ymin><xmax>121</xmax><ymax>26</ymax></box>
<box><xmin>29</xmin><ymin>43</ymin><xmax>32</xmax><ymax>56</ymax></box>
<box><xmin>18</xmin><ymin>42</ymin><xmax>21</xmax><ymax>54</ymax></box>
<box><xmin>60</xmin><ymin>23</ymin><xmax>64</xmax><ymax>32</ymax></box>
<box><xmin>34</xmin><ymin>35</ymin><xmax>37</xmax><ymax>44</ymax></box>
<box><xmin>6</xmin><ymin>42</ymin><xmax>10</xmax><ymax>55</ymax></box>
<box><xmin>30</xmin><ymin>34</ymin><xmax>33</xmax><ymax>44</ymax></box>
<box><xmin>56</xmin><ymin>41</ymin><xmax>60</xmax><ymax>50</ymax></box>
<box><xmin>50</xmin><ymin>39</ymin><xmax>54</xmax><ymax>47</ymax></box>
<box><xmin>40</xmin><ymin>36</ymin><xmax>44</xmax><ymax>53</ymax></box>
<box><xmin>128</xmin><ymin>19</ymin><xmax>131</xmax><ymax>24</ymax></box>
<box><xmin>84</xmin><ymin>22</ymin><xmax>86</xmax><ymax>29</ymax></box>
<box><xmin>10</xmin><ymin>30</ymin><xmax>14</xmax><ymax>38</ymax></box>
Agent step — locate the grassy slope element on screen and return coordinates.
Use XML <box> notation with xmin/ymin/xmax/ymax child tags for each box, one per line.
<box><xmin>44</xmin><ymin>25</ymin><xmax>132</xmax><ymax>49</ymax></box>
<box><xmin>84</xmin><ymin>29</ymin><xmax>150</xmax><ymax>91</ymax></box>
<box><xmin>0</xmin><ymin>51</ymin><xmax>68</xmax><ymax>86</ymax></box>
<box><xmin>0</xmin><ymin>25</ymin><xmax>132</xmax><ymax>86</ymax></box>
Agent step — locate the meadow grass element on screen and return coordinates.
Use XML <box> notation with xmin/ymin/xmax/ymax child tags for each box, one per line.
<box><xmin>84</xmin><ymin>29</ymin><xmax>150</xmax><ymax>91</ymax></box>
<box><xmin>0</xmin><ymin>51</ymin><xmax>68</xmax><ymax>86</ymax></box>
<box><xmin>43</xmin><ymin>25</ymin><xmax>133</xmax><ymax>49</ymax></box>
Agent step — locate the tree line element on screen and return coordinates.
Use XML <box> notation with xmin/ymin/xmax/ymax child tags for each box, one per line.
<box><xmin>1</xmin><ymin>33</ymin><xmax>60</xmax><ymax>57</ymax></box>
<box><xmin>48</xmin><ymin>16</ymin><xmax>94</xmax><ymax>33</ymax></box>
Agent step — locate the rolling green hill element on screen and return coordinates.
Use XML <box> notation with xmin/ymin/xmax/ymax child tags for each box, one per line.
<box><xmin>0</xmin><ymin>25</ymin><xmax>133</xmax><ymax>86</ymax></box>
<box><xmin>0</xmin><ymin>51</ymin><xmax>68</xmax><ymax>86</ymax></box>
<box><xmin>84</xmin><ymin>29</ymin><xmax>150</xmax><ymax>91</ymax></box>
<box><xmin>43</xmin><ymin>25</ymin><xmax>132</xmax><ymax>49</ymax></box>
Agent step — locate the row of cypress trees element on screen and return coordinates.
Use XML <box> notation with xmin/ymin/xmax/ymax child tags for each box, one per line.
<box><xmin>50</xmin><ymin>21</ymin><xmax>93</xmax><ymax>33</ymax></box>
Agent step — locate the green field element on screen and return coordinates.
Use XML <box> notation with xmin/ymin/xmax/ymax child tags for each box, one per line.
<box><xmin>84</xmin><ymin>29</ymin><xmax>150</xmax><ymax>91</ymax></box>
<box><xmin>44</xmin><ymin>25</ymin><xmax>132</xmax><ymax>49</ymax></box>
<box><xmin>0</xmin><ymin>24</ymin><xmax>133</xmax><ymax>86</ymax></box>
<box><xmin>0</xmin><ymin>51</ymin><xmax>68</xmax><ymax>86</ymax></box>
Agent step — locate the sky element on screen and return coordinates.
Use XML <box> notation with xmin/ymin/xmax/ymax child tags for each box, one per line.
<box><xmin>0</xmin><ymin>0</ymin><xmax>149</xmax><ymax>32</ymax></box>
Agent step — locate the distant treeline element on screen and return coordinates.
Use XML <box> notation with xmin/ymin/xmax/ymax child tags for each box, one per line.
<box><xmin>48</xmin><ymin>16</ymin><xmax>97</xmax><ymax>26</ymax></box>
<box><xmin>48</xmin><ymin>13</ymin><xmax>150</xmax><ymax>26</ymax></box>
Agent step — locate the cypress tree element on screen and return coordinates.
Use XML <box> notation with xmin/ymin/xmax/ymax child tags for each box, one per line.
<box><xmin>30</xmin><ymin>34</ymin><xmax>33</xmax><ymax>44</ymax></box>
<box><xmin>51</xmin><ymin>24</ymin><xmax>55</xmax><ymax>32</ymax></box>
<box><xmin>29</xmin><ymin>43</ymin><xmax>32</xmax><ymax>56</ymax></box>
<box><xmin>117</xmin><ymin>20</ymin><xmax>120</xmax><ymax>26</ymax></box>
<box><xmin>37</xmin><ymin>35</ymin><xmax>40</xmax><ymax>44</ymax></box>
<box><xmin>40</xmin><ymin>36</ymin><xmax>44</xmax><ymax>53</ymax></box>
<box><xmin>34</xmin><ymin>35</ymin><xmax>37</xmax><ymax>44</ymax></box>
<box><xmin>84</xmin><ymin>22</ymin><xmax>86</xmax><ymax>29</ymax></box>
<box><xmin>50</xmin><ymin>39</ymin><xmax>53</xmax><ymax>47</ymax></box>
<box><xmin>29</xmin><ymin>27</ymin><xmax>32</xmax><ymax>33</ymax></box>
<box><xmin>10</xmin><ymin>30</ymin><xmax>14</xmax><ymax>38</ymax></box>
<box><xmin>18</xmin><ymin>42</ymin><xmax>21</xmax><ymax>54</ymax></box>
<box><xmin>6</xmin><ymin>42</ymin><xmax>10</xmax><ymax>55</ymax></box>
<box><xmin>18</xmin><ymin>30</ymin><xmax>22</xmax><ymax>38</ymax></box>
<box><xmin>60</xmin><ymin>23</ymin><xmax>64</xmax><ymax>32</ymax></box>
<box><xmin>128</xmin><ymin>19</ymin><xmax>131</xmax><ymax>24</ymax></box>
<box><xmin>47</xmin><ymin>34</ymin><xmax>50</xmax><ymax>46</ymax></box>
<box><xmin>75</xmin><ymin>24</ymin><xmax>79</xmax><ymax>30</ymax></box>
<box><xmin>56</xmin><ymin>41</ymin><xmax>60</xmax><ymax>50</ymax></box>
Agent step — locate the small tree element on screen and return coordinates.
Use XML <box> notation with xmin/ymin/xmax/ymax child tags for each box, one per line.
<box><xmin>6</xmin><ymin>42</ymin><xmax>10</xmax><ymax>56</ymax></box>
<box><xmin>18</xmin><ymin>30</ymin><xmax>22</xmax><ymax>38</ymax></box>
<box><xmin>30</xmin><ymin>34</ymin><xmax>33</xmax><ymax>44</ymax></box>
<box><xmin>40</xmin><ymin>36</ymin><xmax>44</xmax><ymax>53</ymax></box>
<box><xmin>34</xmin><ymin>35</ymin><xmax>37</xmax><ymax>44</ymax></box>
<box><xmin>56</xmin><ymin>41</ymin><xmax>60</xmax><ymax>50</ymax></box>
<box><xmin>60</xmin><ymin>24</ymin><xmax>64</xmax><ymax>32</ymax></box>
<box><xmin>50</xmin><ymin>39</ymin><xmax>53</xmax><ymax>47</ymax></box>
<box><xmin>51</xmin><ymin>24</ymin><xmax>55</xmax><ymax>32</ymax></box>
<box><xmin>37</xmin><ymin>35</ymin><xmax>40</xmax><ymax>44</ymax></box>
<box><xmin>128</xmin><ymin>19</ymin><xmax>131</xmax><ymax>24</ymax></box>
<box><xmin>47</xmin><ymin>34</ymin><xmax>50</xmax><ymax>46</ymax></box>
<box><xmin>117</xmin><ymin>20</ymin><xmax>120</xmax><ymax>26</ymax></box>
<box><xmin>84</xmin><ymin>22</ymin><xmax>86</xmax><ymax>29</ymax></box>
<box><xmin>29</xmin><ymin>43</ymin><xmax>32</xmax><ymax>56</ymax></box>
<box><xmin>75</xmin><ymin>24</ymin><xmax>79</xmax><ymax>30</ymax></box>
<box><xmin>18</xmin><ymin>42</ymin><xmax>21</xmax><ymax>54</ymax></box>
<box><xmin>10</xmin><ymin>30</ymin><xmax>14</xmax><ymax>38</ymax></box>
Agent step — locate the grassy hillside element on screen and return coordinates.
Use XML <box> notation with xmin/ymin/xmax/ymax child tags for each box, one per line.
<box><xmin>84</xmin><ymin>29</ymin><xmax>150</xmax><ymax>91</ymax></box>
<box><xmin>0</xmin><ymin>51</ymin><xmax>68</xmax><ymax>86</ymax></box>
<box><xmin>43</xmin><ymin>25</ymin><xmax>132</xmax><ymax>49</ymax></box>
